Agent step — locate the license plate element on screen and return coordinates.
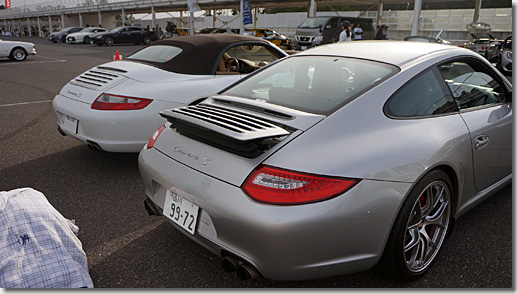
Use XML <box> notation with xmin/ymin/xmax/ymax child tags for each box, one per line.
<box><xmin>62</xmin><ymin>114</ymin><xmax>78</xmax><ymax>134</ymax></box>
<box><xmin>301</xmin><ymin>46</ymin><xmax>307</xmax><ymax>50</ymax></box>
<box><xmin>163</xmin><ymin>188</ymin><xmax>199</xmax><ymax>235</ymax></box>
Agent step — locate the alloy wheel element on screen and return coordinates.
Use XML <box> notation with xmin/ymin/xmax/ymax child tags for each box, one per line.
<box><xmin>404</xmin><ymin>180</ymin><xmax>451</xmax><ymax>273</ymax></box>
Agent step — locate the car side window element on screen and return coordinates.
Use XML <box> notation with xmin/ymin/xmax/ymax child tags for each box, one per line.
<box><xmin>438</xmin><ymin>61</ymin><xmax>507</xmax><ymax>110</ymax></box>
<box><xmin>385</xmin><ymin>69</ymin><xmax>457</xmax><ymax>118</ymax></box>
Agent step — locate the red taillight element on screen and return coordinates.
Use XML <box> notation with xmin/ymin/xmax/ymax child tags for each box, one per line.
<box><xmin>242</xmin><ymin>165</ymin><xmax>360</xmax><ymax>205</ymax></box>
<box><xmin>147</xmin><ymin>125</ymin><xmax>166</xmax><ymax>149</ymax></box>
<box><xmin>91</xmin><ymin>93</ymin><xmax>152</xmax><ymax>110</ymax></box>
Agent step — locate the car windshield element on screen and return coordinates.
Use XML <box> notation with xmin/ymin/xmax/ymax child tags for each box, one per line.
<box><xmin>128</xmin><ymin>45</ymin><xmax>183</xmax><ymax>63</ymax></box>
<box><xmin>298</xmin><ymin>17</ymin><xmax>328</xmax><ymax>29</ymax></box>
<box><xmin>223</xmin><ymin>56</ymin><xmax>398</xmax><ymax>115</ymax></box>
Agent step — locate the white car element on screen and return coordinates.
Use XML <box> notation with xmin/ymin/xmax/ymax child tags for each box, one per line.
<box><xmin>52</xmin><ymin>34</ymin><xmax>287</xmax><ymax>152</ymax></box>
<box><xmin>0</xmin><ymin>39</ymin><xmax>36</xmax><ymax>61</ymax></box>
<box><xmin>66</xmin><ymin>27</ymin><xmax>107</xmax><ymax>44</ymax></box>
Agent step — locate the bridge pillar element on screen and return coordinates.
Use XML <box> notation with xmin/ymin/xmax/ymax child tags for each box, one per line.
<box><xmin>37</xmin><ymin>16</ymin><xmax>42</xmax><ymax>37</ymax></box>
<box><xmin>98</xmin><ymin>10</ymin><xmax>102</xmax><ymax>27</ymax></box>
<box><xmin>411</xmin><ymin>0</ymin><xmax>422</xmax><ymax>36</ymax></box>
<box><xmin>60</xmin><ymin>13</ymin><xmax>65</xmax><ymax>29</ymax></box>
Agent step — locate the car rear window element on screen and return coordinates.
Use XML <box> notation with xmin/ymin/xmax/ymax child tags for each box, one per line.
<box><xmin>223</xmin><ymin>56</ymin><xmax>398</xmax><ymax>115</ymax></box>
<box><xmin>128</xmin><ymin>45</ymin><xmax>183</xmax><ymax>63</ymax></box>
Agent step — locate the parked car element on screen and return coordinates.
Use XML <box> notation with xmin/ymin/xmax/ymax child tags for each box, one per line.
<box><xmin>0</xmin><ymin>38</ymin><xmax>36</xmax><ymax>61</ymax></box>
<box><xmin>52</xmin><ymin>34</ymin><xmax>287</xmax><ymax>152</ymax></box>
<box><xmin>486</xmin><ymin>36</ymin><xmax>512</xmax><ymax>74</ymax></box>
<box><xmin>245</xmin><ymin>28</ymin><xmax>291</xmax><ymax>48</ymax></box>
<box><xmin>294</xmin><ymin>16</ymin><xmax>374</xmax><ymax>50</ymax></box>
<box><xmin>404</xmin><ymin>29</ymin><xmax>451</xmax><ymax>44</ymax></box>
<box><xmin>92</xmin><ymin>26</ymin><xmax>154</xmax><ymax>46</ymax></box>
<box><xmin>139</xmin><ymin>41</ymin><xmax>512</xmax><ymax>282</ymax></box>
<box><xmin>66</xmin><ymin>27</ymin><xmax>107</xmax><ymax>44</ymax></box>
<box><xmin>462</xmin><ymin>22</ymin><xmax>500</xmax><ymax>55</ymax></box>
<box><xmin>48</xmin><ymin>27</ymin><xmax>84</xmax><ymax>43</ymax></box>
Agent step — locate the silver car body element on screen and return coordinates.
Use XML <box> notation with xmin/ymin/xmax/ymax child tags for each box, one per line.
<box><xmin>139</xmin><ymin>41</ymin><xmax>512</xmax><ymax>280</ymax></box>
<box><xmin>66</xmin><ymin>27</ymin><xmax>107</xmax><ymax>44</ymax></box>
<box><xmin>486</xmin><ymin>36</ymin><xmax>512</xmax><ymax>74</ymax></box>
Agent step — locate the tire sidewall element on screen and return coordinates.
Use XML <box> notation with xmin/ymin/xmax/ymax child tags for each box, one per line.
<box><xmin>10</xmin><ymin>48</ymin><xmax>27</xmax><ymax>61</ymax></box>
<box><xmin>380</xmin><ymin>169</ymin><xmax>454</xmax><ymax>281</ymax></box>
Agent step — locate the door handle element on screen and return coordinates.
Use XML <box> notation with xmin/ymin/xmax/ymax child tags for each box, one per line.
<box><xmin>475</xmin><ymin>135</ymin><xmax>489</xmax><ymax>150</ymax></box>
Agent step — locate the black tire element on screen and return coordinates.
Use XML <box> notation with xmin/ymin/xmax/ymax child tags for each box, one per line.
<box><xmin>52</xmin><ymin>39</ymin><xmax>57</xmax><ymax>43</ymax></box>
<box><xmin>143</xmin><ymin>36</ymin><xmax>151</xmax><ymax>45</ymax></box>
<box><xmin>9</xmin><ymin>47</ymin><xmax>27</xmax><ymax>61</ymax></box>
<box><xmin>377</xmin><ymin>170</ymin><xmax>453</xmax><ymax>281</ymax></box>
<box><xmin>61</xmin><ymin>36</ymin><xmax>66</xmax><ymax>43</ymax></box>
<box><xmin>84</xmin><ymin>36</ymin><xmax>91</xmax><ymax>44</ymax></box>
<box><xmin>105</xmin><ymin>37</ymin><xmax>114</xmax><ymax>46</ymax></box>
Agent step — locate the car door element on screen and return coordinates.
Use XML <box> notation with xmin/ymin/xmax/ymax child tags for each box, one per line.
<box><xmin>0</xmin><ymin>41</ymin><xmax>6</xmax><ymax>57</ymax></box>
<box><xmin>129</xmin><ymin>27</ymin><xmax>144</xmax><ymax>43</ymax></box>
<box><xmin>116</xmin><ymin>27</ymin><xmax>130</xmax><ymax>43</ymax></box>
<box><xmin>438</xmin><ymin>58</ymin><xmax>512</xmax><ymax>191</ymax></box>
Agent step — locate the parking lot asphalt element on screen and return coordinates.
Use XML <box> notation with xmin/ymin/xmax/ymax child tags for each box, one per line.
<box><xmin>0</xmin><ymin>36</ymin><xmax>512</xmax><ymax>288</ymax></box>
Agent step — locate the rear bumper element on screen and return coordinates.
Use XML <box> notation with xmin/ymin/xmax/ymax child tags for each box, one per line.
<box><xmin>138</xmin><ymin>146</ymin><xmax>411</xmax><ymax>280</ymax></box>
<box><xmin>52</xmin><ymin>94</ymin><xmax>179</xmax><ymax>153</ymax></box>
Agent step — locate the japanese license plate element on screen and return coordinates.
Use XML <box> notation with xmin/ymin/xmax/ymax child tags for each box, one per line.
<box><xmin>62</xmin><ymin>114</ymin><xmax>78</xmax><ymax>134</ymax></box>
<box><xmin>163</xmin><ymin>188</ymin><xmax>199</xmax><ymax>235</ymax></box>
<box><xmin>301</xmin><ymin>46</ymin><xmax>307</xmax><ymax>50</ymax></box>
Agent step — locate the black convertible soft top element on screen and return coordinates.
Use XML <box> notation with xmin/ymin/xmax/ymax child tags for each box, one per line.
<box><xmin>129</xmin><ymin>34</ymin><xmax>281</xmax><ymax>75</ymax></box>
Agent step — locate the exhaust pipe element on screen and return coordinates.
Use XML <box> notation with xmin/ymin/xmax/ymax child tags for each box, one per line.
<box><xmin>144</xmin><ymin>198</ymin><xmax>161</xmax><ymax>216</ymax></box>
<box><xmin>86</xmin><ymin>140</ymin><xmax>103</xmax><ymax>152</ymax></box>
<box><xmin>57</xmin><ymin>126</ymin><xmax>67</xmax><ymax>136</ymax></box>
<box><xmin>221</xmin><ymin>256</ymin><xmax>240</xmax><ymax>273</ymax></box>
<box><xmin>236</xmin><ymin>263</ymin><xmax>260</xmax><ymax>281</ymax></box>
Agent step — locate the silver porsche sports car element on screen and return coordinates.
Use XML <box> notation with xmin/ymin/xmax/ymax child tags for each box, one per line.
<box><xmin>139</xmin><ymin>41</ymin><xmax>512</xmax><ymax>281</ymax></box>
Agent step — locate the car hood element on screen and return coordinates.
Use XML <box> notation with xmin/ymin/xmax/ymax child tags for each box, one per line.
<box><xmin>1</xmin><ymin>40</ymin><xmax>34</xmax><ymax>47</ymax></box>
<box><xmin>152</xmin><ymin>95</ymin><xmax>325</xmax><ymax>186</ymax></box>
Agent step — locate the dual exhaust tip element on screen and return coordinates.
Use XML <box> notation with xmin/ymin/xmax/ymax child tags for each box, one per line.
<box><xmin>57</xmin><ymin>127</ymin><xmax>104</xmax><ymax>152</ymax></box>
<box><xmin>221</xmin><ymin>256</ymin><xmax>260</xmax><ymax>281</ymax></box>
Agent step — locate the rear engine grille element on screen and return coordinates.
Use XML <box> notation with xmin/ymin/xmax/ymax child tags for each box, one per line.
<box><xmin>160</xmin><ymin>104</ymin><xmax>291</xmax><ymax>158</ymax></box>
<box><xmin>70</xmin><ymin>68</ymin><xmax>124</xmax><ymax>89</ymax></box>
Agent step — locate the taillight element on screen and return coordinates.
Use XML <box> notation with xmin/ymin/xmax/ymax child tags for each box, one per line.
<box><xmin>91</xmin><ymin>93</ymin><xmax>152</xmax><ymax>110</ymax></box>
<box><xmin>242</xmin><ymin>165</ymin><xmax>360</xmax><ymax>205</ymax></box>
<box><xmin>146</xmin><ymin>125</ymin><xmax>166</xmax><ymax>149</ymax></box>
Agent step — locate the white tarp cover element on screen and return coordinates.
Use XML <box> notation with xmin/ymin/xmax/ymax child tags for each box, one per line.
<box><xmin>0</xmin><ymin>188</ymin><xmax>93</xmax><ymax>288</ymax></box>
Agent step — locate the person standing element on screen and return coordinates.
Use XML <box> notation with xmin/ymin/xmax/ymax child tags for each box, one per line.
<box><xmin>382</xmin><ymin>25</ymin><xmax>390</xmax><ymax>40</ymax></box>
<box><xmin>353</xmin><ymin>23</ymin><xmax>363</xmax><ymax>40</ymax></box>
<box><xmin>338</xmin><ymin>20</ymin><xmax>352</xmax><ymax>42</ymax></box>
<box><xmin>375</xmin><ymin>25</ymin><xmax>385</xmax><ymax>40</ymax></box>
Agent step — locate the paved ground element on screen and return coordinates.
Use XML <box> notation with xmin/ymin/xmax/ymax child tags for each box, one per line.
<box><xmin>0</xmin><ymin>36</ymin><xmax>512</xmax><ymax>288</ymax></box>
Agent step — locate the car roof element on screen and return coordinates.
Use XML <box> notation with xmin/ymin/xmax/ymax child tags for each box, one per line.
<box><xmin>134</xmin><ymin>34</ymin><xmax>282</xmax><ymax>75</ymax></box>
<box><xmin>295</xmin><ymin>41</ymin><xmax>469</xmax><ymax>67</ymax></box>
